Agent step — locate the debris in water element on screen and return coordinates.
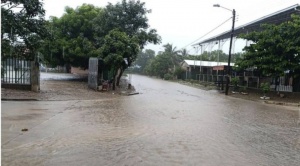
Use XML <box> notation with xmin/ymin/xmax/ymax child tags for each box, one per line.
<box><xmin>21</xmin><ymin>128</ymin><xmax>28</xmax><ymax>132</ymax></box>
<box><xmin>128</xmin><ymin>92</ymin><xmax>139</xmax><ymax>96</ymax></box>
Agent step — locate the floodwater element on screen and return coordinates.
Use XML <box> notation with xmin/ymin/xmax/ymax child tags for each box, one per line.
<box><xmin>2</xmin><ymin>75</ymin><xmax>300</xmax><ymax>166</ymax></box>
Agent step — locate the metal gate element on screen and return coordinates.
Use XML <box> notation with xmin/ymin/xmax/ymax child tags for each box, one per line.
<box><xmin>1</xmin><ymin>58</ymin><xmax>31</xmax><ymax>84</ymax></box>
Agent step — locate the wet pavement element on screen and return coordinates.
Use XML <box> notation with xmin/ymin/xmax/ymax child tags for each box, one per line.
<box><xmin>2</xmin><ymin>74</ymin><xmax>300</xmax><ymax>166</ymax></box>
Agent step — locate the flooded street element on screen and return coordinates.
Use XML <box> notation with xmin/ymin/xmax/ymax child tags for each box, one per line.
<box><xmin>2</xmin><ymin>74</ymin><xmax>300</xmax><ymax>166</ymax></box>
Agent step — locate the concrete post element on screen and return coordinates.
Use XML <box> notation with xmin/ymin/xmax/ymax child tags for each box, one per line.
<box><xmin>31</xmin><ymin>61</ymin><xmax>40</xmax><ymax>92</ymax></box>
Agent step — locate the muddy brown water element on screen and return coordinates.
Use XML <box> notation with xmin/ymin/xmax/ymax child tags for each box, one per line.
<box><xmin>2</xmin><ymin>74</ymin><xmax>300</xmax><ymax>166</ymax></box>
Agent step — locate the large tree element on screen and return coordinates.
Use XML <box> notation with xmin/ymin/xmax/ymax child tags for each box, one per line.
<box><xmin>94</xmin><ymin>0</ymin><xmax>161</xmax><ymax>49</ymax></box>
<box><xmin>53</xmin><ymin>4</ymin><xmax>103</xmax><ymax>69</ymax></box>
<box><xmin>236</xmin><ymin>15</ymin><xmax>300</xmax><ymax>77</ymax></box>
<box><xmin>236</xmin><ymin>14</ymin><xmax>300</xmax><ymax>89</ymax></box>
<box><xmin>100</xmin><ymin>29</ymin><xmax>139</xmax><ymax>90</ymax></box>
<box><xmin>95</xmin><ymin>0</ymin><xmax>161</xmax><ymax>86</ymax></box>
<box><xmin>1</xmin><ymin>0</ymin><xmax>47</xmax><ymax>60</ymax></box>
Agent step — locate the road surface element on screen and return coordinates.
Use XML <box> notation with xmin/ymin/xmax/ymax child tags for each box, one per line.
<box><xmin>2</xmin><ymin>74</ymin><xmax>300</xmax><ymax>166</ymax></box>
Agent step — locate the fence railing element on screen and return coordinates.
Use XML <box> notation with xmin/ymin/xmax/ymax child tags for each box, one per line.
<box><xmin>271</xmin><ymin>85</ymin><xmax>293</xmax><ymax>92</ymax></box>
<box><xmin>1</xmin><ymin>58</ymin><xmax>31</xmax><ymax>85</ymax></box>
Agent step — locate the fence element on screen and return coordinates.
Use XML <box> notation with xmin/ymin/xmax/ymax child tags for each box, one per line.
<box><xmin>1</xmin><ymin>58</ymin><xmax>31</xmax><ymax>84</ymax></box>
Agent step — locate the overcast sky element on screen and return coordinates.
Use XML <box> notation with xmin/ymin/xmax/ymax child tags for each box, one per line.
<box><xmin>43</xmin><ymin>0</ymin><xmax>300</xmax><ymax>54</ymax></box>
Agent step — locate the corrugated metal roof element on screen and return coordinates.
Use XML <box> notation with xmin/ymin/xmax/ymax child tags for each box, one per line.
<box><xmin>183</xmin><ymin>60</ymin><xmax>234</xmax><ymax>67</ymax></box>
<box><xmin>193</xmin><ymin>4</ymin><xmax>300</xmax><ymax>46</ymax></box>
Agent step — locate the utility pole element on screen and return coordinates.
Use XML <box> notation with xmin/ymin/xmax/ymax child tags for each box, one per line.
<box><xmin>225</xmin><ymin>9</ymin><xmax>236</xmax><ymax>95</ymax></box>
<box><xmin>213</xmin><ymin>4</ymin><xmax>236</xmax><ymax>95</ymax></box>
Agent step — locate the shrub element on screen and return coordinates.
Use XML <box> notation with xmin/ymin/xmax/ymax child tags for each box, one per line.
<box><xmin>231</xmin><ymin>77</ymin><xmax>239</xmax><ymax>91</ymax></box>
<box><xmin>260</xmin><ymin>82</ymin><xmax>270</xmax><ymax>95</ymax></box>
<box><xmin>164</xmin><ymin>73</ymin><xmax>173</xmax><ymax>80</ymax></box>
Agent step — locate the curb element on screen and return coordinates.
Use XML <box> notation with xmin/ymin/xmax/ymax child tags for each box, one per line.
<box><xmin>264</xmin><ymin>100</ymin><xmax>300</xmax><ymax>107</ymax></box>
<box><xmin>1</xmin><ymin>98</ymin><xmax>39</xmax><ymax>101</ymax></box>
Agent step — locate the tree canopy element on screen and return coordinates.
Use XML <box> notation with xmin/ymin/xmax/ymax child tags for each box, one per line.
<box><xmin>39</xmin><ymin>4</ymin><xmax>103</xmax><ymax>68</ymax></box>
<box><xmin>94</xmin><ymin>0</ymin><xmax>161</xmax><ymax>49</ymax></box>
<box><xmin>40</xmin><ymin>0</ymin><xmax>161</xmax><ymax>74</ymax></box>
<box><xmin>1</xmin><ymin>0</ymin><xmax>47</xmax><ymax>60</ymax></box>
<box><xmin>235</xmin><ymin>14</ymin><xmax>300</xmax><ymax>78</ymax></box>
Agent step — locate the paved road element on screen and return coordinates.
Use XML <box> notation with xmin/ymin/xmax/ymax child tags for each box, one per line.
<box><xmin>2</xmin><ymin>74</ymin><xmax>300</xmax><ymax>166</ymax></box>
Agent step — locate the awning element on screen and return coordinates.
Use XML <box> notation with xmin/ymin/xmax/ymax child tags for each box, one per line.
<box><xmin>213</xmin><ymin>65</ymin><xmax>225</xmax><ymax>70</ymax></box>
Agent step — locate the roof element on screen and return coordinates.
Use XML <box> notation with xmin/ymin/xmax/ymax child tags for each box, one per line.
<box><xmin>182</xmin><ymin>60</ymin><xmax>234</xmax><ymax>67</ymax></box>
<box><xmin>194</xmin><ymin>4</ymin><xmax>300</xmax><ymax>45</ymax></box>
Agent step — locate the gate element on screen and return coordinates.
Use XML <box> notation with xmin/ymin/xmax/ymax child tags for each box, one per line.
<box><xmin>1</xmin><ymin>58</ymin><xmax>31</xmax><ymax>85</ymax></box>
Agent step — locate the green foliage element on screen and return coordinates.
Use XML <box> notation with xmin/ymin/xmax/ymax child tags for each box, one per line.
<box><xmin>185</xmin><ymin>50</ymin><xmax>242</xmax><ymax>63</ymax></box>
<box><xmin>174</xmin><ymin>67</ymin><xmax>185</xmax><ymax>79</ymax></box>
<box><xmin>1</xmin><ymin>0</ymin><xmax>47</xmax><ymax>60</ymax></box>
<box><xmin>231</xmin><ymin>77</ymin><xmax>239</xmax><ymax>86</ymax></box>
<box><xmin>94</xmin><ymin>0</ymin><xmax>161</xmax><ymax>48</ymax></box>
<box><xmin>260</xmin><ymin>82</ymin><xmax>270</xmax><ymax>95</ymax></box>
<box><xmin>179</xmin><ymin>48</ymin><xmax>189</xmax><ymax>56</ymax></box>
<box><xmin>231</xmin><ymin>77</ymin><xmax>239</xmax><ymax>91</ymax></box>
<box><xmin>164</xmin><ymin>73</ymin><xmax>173</xmax><ymax>80</ymax></box>
<box><xmin>236</xmin><ymin>14</ymin><xmax>300</xmax><ymax>78</ymax></box>
<box><xmin>40</xmin><ymin>1</ymin><xmax>161</xmax><ymax>70</ymax></box>
<box><xmin>100</xmin><ymin>29</ymin><xmax>139</xmax><ymax>81</ymax></box>
<box><xmin>162</xmin><ymin>43</ymin><xmax>183</xmax><ymax>66</ymax></box>
<box><xmin>145</xmin><ymin>53</ymin><xmax>173</xmax><ymax>78</ymax></box>
<box><xmin>133</xmin><ymin>49</ymin><xmax>155</xmax><ymax>73</ymax></box>
<box><xmin>39</xmin><ymin>4</ymin><xmax>103</xmax><ymax>68</ymax></box>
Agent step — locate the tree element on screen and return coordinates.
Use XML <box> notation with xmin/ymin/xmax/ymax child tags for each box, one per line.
<box><xmin>236</xmin><ymin>14</ymin><xmax>300</xmax><ymax>90</ymax></box>
<box><xmin>179</xmin><ymin>48</ymin><xmax>189</xmax><ymax>56</ymax></box>
<box><xmin>133</xmin><ymin>49</ymin><xmax>155</xmax><ymax>73</ymax></box>
<box><xmin>145</xmin><ymin>53</ymin><xmax>173</xmax><ymax>78</ymax></box>
<box><xmin>94</xmin><ymin>0</ymin><xmax>161</xmax><ymax>49</ymax></box>
<box><xmin>162</xmin><ymin>43</ymin><xmax>183</xmax><ymax>71</ymax></box>
<box><xmin>53</xmin><ymin>4</ymin><xmax>103</xmax><ymax>69</ymax></box>
<box><xmin>1</xmin><ymin>0</ymin><xmax>47</xmax><ymax>60</ymax></box>
<box><xmin>94</xmin><ymin>0</ymin><xmax>161</xmax><ymax>85</ymax></box>
<box><xmin>39</xmin><ymin>18</ymin><xmax>67</xmax><ymax>68</ymax></box>
<box><xmin>237</xmin><ymin>14</ymin><xmax>300</xmax><ymax>74</ymax></box>
<box><xmin>100</xmin><ymin>29</ymin><xmax>139</xmax><ymax>90</ymax></box>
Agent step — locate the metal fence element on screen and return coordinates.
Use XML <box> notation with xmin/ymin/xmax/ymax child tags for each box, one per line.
<box><xmin>1</xmin><ymin>58</ymin><xmax>31</xmax><ymax>85</ymax></box>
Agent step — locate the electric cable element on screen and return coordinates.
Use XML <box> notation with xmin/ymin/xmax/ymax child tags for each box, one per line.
<box><xmin>181</xmin><ymin>16</ymin><xmax>232</xmax><ymax>49</ymax></box>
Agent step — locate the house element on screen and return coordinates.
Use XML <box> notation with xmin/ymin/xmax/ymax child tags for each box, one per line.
<box><xmin>181</xmin><ymin>60</ymin><xmax>234</xmax><ymax>82</ymax></box>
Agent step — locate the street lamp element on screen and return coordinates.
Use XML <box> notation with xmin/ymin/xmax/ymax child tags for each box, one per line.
<box><xmin>213</xmin><ymin>4</ymin><xmax>236</xmax><ymax>95</ymax></box>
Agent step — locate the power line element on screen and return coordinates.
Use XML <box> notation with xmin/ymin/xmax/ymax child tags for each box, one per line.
<box><xmin>182</xmin><ymin>17</ymin><xmax>232</xmax><ymax>49</ymax></box>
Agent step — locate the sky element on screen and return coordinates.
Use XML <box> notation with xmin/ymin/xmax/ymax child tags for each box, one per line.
<box><xmin>43</xmin><ymin>0</ymin><xmax>300</xmax><ymax>54</ymax></box>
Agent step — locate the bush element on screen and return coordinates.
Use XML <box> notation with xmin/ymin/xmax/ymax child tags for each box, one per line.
<box><xmin>174</xmin><ymin>67</ymin><xmax>185</xmax><ymax>79</ymax></box>
<box><xmin>260</xmin><ymin>82</ymin><xmax>270</xmax><ymax>95</ymax></box>
<box><xmin>164</xmin><ymin>73</ymin><xmax>173</xmax><ymax>80</ymax></box>
<box><xmin>231</xmin><ymin>77</ymin><xmax>239</xmax><ymax>86</ymax></box>
<box><xmin>231</xmin><ymin>77</ymin><xmax>239</xmax><ymax>91</ymax></box>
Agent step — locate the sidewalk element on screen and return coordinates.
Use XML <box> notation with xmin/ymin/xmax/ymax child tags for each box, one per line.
<box><xmin>178</xmin><ymin>80</ymin><xmax>300</xmax><ymax>108</ymax></box>
<box><xmin>1</xmin><ymin>73</ymin><xmax>133</xmax><ymax>101</ymax></box>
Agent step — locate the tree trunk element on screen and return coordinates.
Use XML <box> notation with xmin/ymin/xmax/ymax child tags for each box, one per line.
<box><xmin>116</xmin><ymin>68</ymin><xmax>124</xmax><ymax>86</ymax></box>
<box><xmin>274</xmin><ymin>76</ymin><xmax>279</xmax><ymax>92</ymax></box>
<box><xmin>112</xmin><ymin>78</ymin><xmax>116</xmax><ymax>90</ymax></box>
